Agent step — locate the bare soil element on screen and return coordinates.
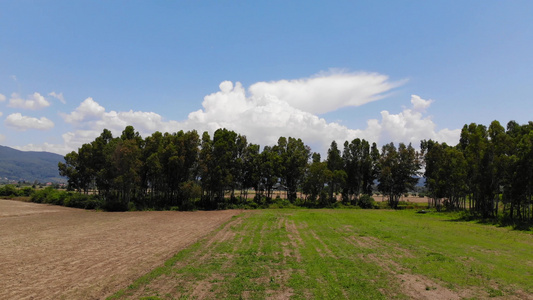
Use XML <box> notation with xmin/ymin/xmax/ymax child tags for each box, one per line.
<box><xmin>374</xmin><ymin>194</ymin><xmax>430</xmax><ymax>203</ymax></box>
<box><xmin>0</xmin><ymin>199</ymin><xmax>240</xmax><ymax>300</ymax></box>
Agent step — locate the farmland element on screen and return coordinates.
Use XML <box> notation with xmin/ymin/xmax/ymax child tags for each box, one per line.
<box><xmin>111</xmin><ymin>209</ymin><xmax>532</xmax><ymax>300</ymax></box>
<box><xmin>0</xmin><ymin>199</ymin><xmax>240</xmax><ymax>299</ymax></box>
<box><xmin>1</xmin><ymin>200</ymin><xmax>531</xmax><ymax>299</ymax></box>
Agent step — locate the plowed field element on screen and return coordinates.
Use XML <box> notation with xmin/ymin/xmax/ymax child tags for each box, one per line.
<box><xmin>0</xmin><ymin>199</ymin><xmax>240</xmax><ymax>300</ymax></box>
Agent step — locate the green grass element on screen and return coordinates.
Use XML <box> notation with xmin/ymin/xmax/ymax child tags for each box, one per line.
<box><xmin>108</xmin><ymin>210</ymin><xmax>532</xmax><ymax>299</ymax></box>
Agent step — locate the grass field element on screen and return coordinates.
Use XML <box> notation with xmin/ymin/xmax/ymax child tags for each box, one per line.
<box><xmin>109</xmin><ymin>209</ymin><xmax>532</xmax><ymax>300</ymax></box>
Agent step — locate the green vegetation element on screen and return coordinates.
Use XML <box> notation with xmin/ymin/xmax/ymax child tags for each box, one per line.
<box><xmin>108</xmin><ymin>210</ymin><xmax>532</xmax><ymax>299</ymax></box>
<box><xmin>30</xmin><ymin>187</ymin><xmax>103</xmax><ymax>209</ymax></box>
<box><xmin>422</xmin><ymin>121</ymin><xmax>533</xmax><ymax>221</ymax></box>
<box><xmin>56</xmin><ymin>120</ymin><xmax>533</xmax><ymax>224</ymax></box>
<box><xmin>0</xmin><ymin>184</ymin><xmax>35</xmax><ymax>199</ymax></box>
<box><xmin>56</xmin><ymin>126</ymin><xmax>413</xmax><ymax>212</ymax></box>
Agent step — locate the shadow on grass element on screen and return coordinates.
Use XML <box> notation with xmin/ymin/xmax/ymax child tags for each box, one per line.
<box><xmin>444</xmin><ymin>212</ymin><xmax>532</xmax><ymax>231</ymax></box>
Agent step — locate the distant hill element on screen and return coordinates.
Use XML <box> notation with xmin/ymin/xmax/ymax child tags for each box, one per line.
<box><xmin>0</xmin><ymin>145</ymin><xmax>66</xmax><ymax>183</ymax></box>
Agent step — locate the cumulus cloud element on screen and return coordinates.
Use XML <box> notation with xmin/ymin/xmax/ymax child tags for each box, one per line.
<box><xmin>0</xmin><ymin>134</ymin><xmax>5</xmax><ymax>143</ymax></box>
<box><xmin>248</xmin><ymin>70</ymin><xmax>405</xmax><ymax>114</ymax></box>
<box><xmin>54</xmin><ymin>98</ymin><xmax>183</xmax><ymax>152</ymax></box>
<box><xmin>183</xmin><ymin>83</ymin><xmax>459</xmax><ymax>152</ymax></box>
<box><xmin>62</xmin><ymin>97</ymin><xmax>181</xmax><ymax>134</ymax></box>
<box><xmin>8</xmin><ymin>92</ymin><xmax>51</xmax><ymax>110</ymax></box>
<box><xmin>20</xmin><ymin>74</ymin><xmax>460</xmax><ymax>155</ymax></box>
<box><xmin>49</xmin><ymin>92</ymin><xmax>66</xmax><ymax>104</ymax></box>
<box><xmin>410</xmin><ymin>94</ymin><xmax>433</xmax><ymax>112</ymax></box>
<box><xmin>13</xmin><ymin>142</ymin><xmax>72</xmax><ymax>154</ymax></box>
<box><xmin>0</xmin><ymin>93</ymin><xmax>6</xmax><ymax>102</ymax></box>
<box><xmin>4</xmin><ymin>113</ymin><xmax>54</xmax><ymax>131</ymax></box>
<box><xmin>61</xmin><ymin>97</ymin><xmax>105</xmax><ymax>123</ymax></box>
<box><xmin>184</xmin><ymin>81</ymin><xmax>363</xmax><ymax>148</ymax></box>
<box><xmin>369</xmin><ymin>95</ymin><xmax>459</xmax><ymax>146</ymax></box>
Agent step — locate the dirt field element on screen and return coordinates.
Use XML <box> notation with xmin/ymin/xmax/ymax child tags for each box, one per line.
<box><xmin>0</xmin><ymin>199</ymin><xmax>240</xmax><ymax>300</ymax></box>
<box><xmin>374</xmin><ymin>194</ymin><xmax>430</xmax><ymax>204</ymax></box>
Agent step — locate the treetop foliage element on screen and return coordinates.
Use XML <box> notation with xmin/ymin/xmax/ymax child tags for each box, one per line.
<box><xmin>57</xmin><ymin>121</ymin><xmax>533</xmax><ymax>222</ymax></box>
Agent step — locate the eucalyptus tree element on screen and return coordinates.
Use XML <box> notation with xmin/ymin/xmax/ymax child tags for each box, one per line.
<box><xmin>259</xmin><ymin>145</ymin><xmax>281</xmax><ymax>200</ymax></box>
<box><xmin>212</xmin><ymin>128</ymin><xmax>239</xmax><ymax>204</ymax></box>
<box><xmin>58</xmin><ymin>151</ymin><xmax>82</xmax><ymax>192</ymax></box>
<box><xmin>487</xmin><ymin>121</ymin><xmax>511</xmax><ymax>216</ymax></box>
<box><xmin>341</xmin><ymin>138</ymin><xmax>379</xmax><ymax>204</ymax></box>
<box><xmin>111</xmin><ymin>138</ymin><xmax>142</xmax><ymax>207</ymax></box>
<box><xmin>142</xmin><ymin>131</ymin><xmax>164</xmax><ymax>206</ymax></box>
<box><xmin>421</xmin><ymin>140</ymin><xmax>467</xmax><ymax>210</ymax></box>
<box><xmin>459</xmin><ymin>123</ymin><xmax>493</xmax><ymax>216</ymax></box>
<box><xmin>241</xmin><ymin>143</ymin><xmax>261</xmax><ymax>200</ymax></box>
<box><xmin>505</xmin><ymin>121</ymin><xmax>533</xmax><ymax>220</ymax></box>
<box><xmin>278</xmin><ymin>137</ymin><xmax>311</xmax><ymax>202</ymax></box>
<box><xmin>326</xmin><ymin>141</ymin><xmax>345</xmax><ymax>205</ymax></box>
<box><xmin>302</xmin><ymin>153</ymin><xmax>331</xmax><ymax>206</ymax></box>
<box><xmin>232</xmin><ymin>134</ymin><xmax>248</xmax><ymax>202</ymax></box>
<box><xmin>197</xmin><ymin>128</ymin><xmax>240</xmax><ymax>208</ymax></box>
<box><xmin>91</xmin><ymin>129</ymin><xmax>114</xmax><ymax>198</ymax></box>
<box><xmin>377</xmin><ymin>142</ymin><xmax>421</xmax><ymax>209</ymax></box>
<box><xmin>103</xmin><ymin>126</ymin><xmax>144</xmax><ymax>208</ymax></box>
<box><xmin>198</xmin><ymin>131</ymin><xmax>215</xmax><ymax>207</ymax></box>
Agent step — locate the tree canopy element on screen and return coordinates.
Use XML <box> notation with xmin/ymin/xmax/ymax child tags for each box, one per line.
<box><xmin>58</xmin><ymin>121</ymin><xmax>533</xmax><ymax>222</ymax></box>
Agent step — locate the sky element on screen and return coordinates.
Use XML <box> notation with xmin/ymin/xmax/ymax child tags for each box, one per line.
<box><xmin>1</xmin><ymin>1</ymin><xmax>532</xmax><ymax>156</ymax></box>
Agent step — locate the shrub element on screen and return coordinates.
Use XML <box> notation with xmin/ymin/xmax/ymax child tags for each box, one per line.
<box><xmin>83</xmin><ymin>197</ymin><xmax>103</xmax><ymax>210</ymax></box>
<box><xmin>357</xmin><ymin>194</ymin><xmax>375</xmax><ymax>209</ymax></box>
<box><xmin>0</xmin><ymin>185</ymin><xmax>20</xmax><ymax>197</ymax></box>
<box><xmin>269</xmin><ymin>198</ymin><xmax>293</xmax><ymax>209</ymax></box>
<box><xmin>128</xmin><ymin>201</ymin><xmax>137</xmax><ymax>211</ymax></box>
<box><xmin>20</xmin><ymin>187</ymin><xmax>35</xmax><ymax>196</ymax></box>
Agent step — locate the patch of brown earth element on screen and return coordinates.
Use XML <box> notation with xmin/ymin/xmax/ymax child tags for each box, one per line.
<box><xmin>0</xmin><ymin>199</ymin><xmax>240</xmax><ymax>300</ymax></box>
<box><xmin>344</xmin><ymin>232</ymin><xmax>465</xmax><ymax>299</ymax></box>
<box><xmin>264</xmin><ymin>268</ymin><xmax>293</xmax><ymax>300</ymax></box>
<box><xmin>397</xmin><ymin>273</ymin><xmax>461</xmax><ymax>300</ymax></box>
<box><xmin>284</xmin><ymin>218</ymin><xmax>303</xmax><ymax>263</ymax></box>
<box><xmin>130</xmin><ymin>215</ymin><xmax>245</xmax><ymax>299</ymax></box>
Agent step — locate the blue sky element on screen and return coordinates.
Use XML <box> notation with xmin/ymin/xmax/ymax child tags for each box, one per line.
<box><xmin>1</xmin><ymin>1</ymin><xmax>532</xmax><ymax>155</ymax></box>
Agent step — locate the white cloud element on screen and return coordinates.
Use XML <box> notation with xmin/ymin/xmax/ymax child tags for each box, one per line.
<box><xmin>248</xmin><ymin>70</ymin><xmax>405</xmax><ymax>114</ymax></box>
<box><xmin>5</xmin><ymin>113</ymin><xmax>55</xmax><ymax>131</ymax></box>
<box><xmin>410</xmin><ymin>94</ymin><xmax>433</xmax><ymax>112</ymax></box>
<box><xmin>63</xmin><ymin>98</ymin><xmax>181</xmax><ymax>135</ymax></box>
<box><xmin>183</xmin><ymin>83</ymin><xmax>459</xmax><ymax>153</ymax></box>
<box><xmin>61</xmin><ymin>97</ymin><xmax>105</xmax><ymax>123</ymax></box>
<box><xmin>8</xmin><ymin>92</ymin><xmax>51</xmax><ymax>110</ymax></box>
<box><xmin>187</xmin><ymin>86</ymin><xmax>461</xmax><ymax>152</ymax></box>
<box><xmin>184</xmin><ymin>81</ymin><xmax>363</xmax><ymax>148</ymax></box>
<box><xmin>49</xmin><ymin>92</ymin><xmax>66</xmax><ymax>104</ymax></box>
<box><xmin>14</xmin><ymin>143</ymin><xmax>62</xmax><ymax>153</ymax></box>
<box><xmin>0</xmin><ymin>94</ymin><xmax>6</xmax><ymax>102</ymax></box>
<box><xmin>369</xmin><ymin>95</ymin><xmax>460</xmax><ymax>147</ymax></box>
<box><xmin>0</xmin><ymin>134</ymin><xmax>5</xmax><ymax>143</ymax></box>
<box><xmin>16</xmin><ymin>74</ymin><xmax>460</xmax><ymax>155</ymax></box>
<box><xmin>0</xmin><ymin>111</ymin><xmax>3</xmax><ymax>117</ymax></box>
<box><xmin>54</xmin><ymin>98</ymin><xmax>183</xmax><ymax>152</ymax></box>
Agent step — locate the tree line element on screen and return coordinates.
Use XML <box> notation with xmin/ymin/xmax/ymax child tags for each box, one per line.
<box><xmin>422</xmin><ymin>120</ymin><xmax>533</xmax><ymax>221</ymax></box>
<box><xmin>57</xmin><ymin>120</ymin><xmax>533</xmax><ymax>222</ymax></box>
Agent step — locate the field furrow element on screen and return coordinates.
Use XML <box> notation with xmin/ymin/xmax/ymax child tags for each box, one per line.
<box><xmin>110</xmin><ymin>209</ymin><xmax>532</xmax><ymax>300</ymax></box>
<box><xmin>0</xmin><ymin>199</ymin><xmax>240</xmax><ymax>300</ymax></box>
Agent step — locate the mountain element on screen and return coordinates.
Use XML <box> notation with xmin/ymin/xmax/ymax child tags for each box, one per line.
<box><xmin>0</xmin><ymin>145</ymin><xmax>66</xmax><ymax>183</ymax></box>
